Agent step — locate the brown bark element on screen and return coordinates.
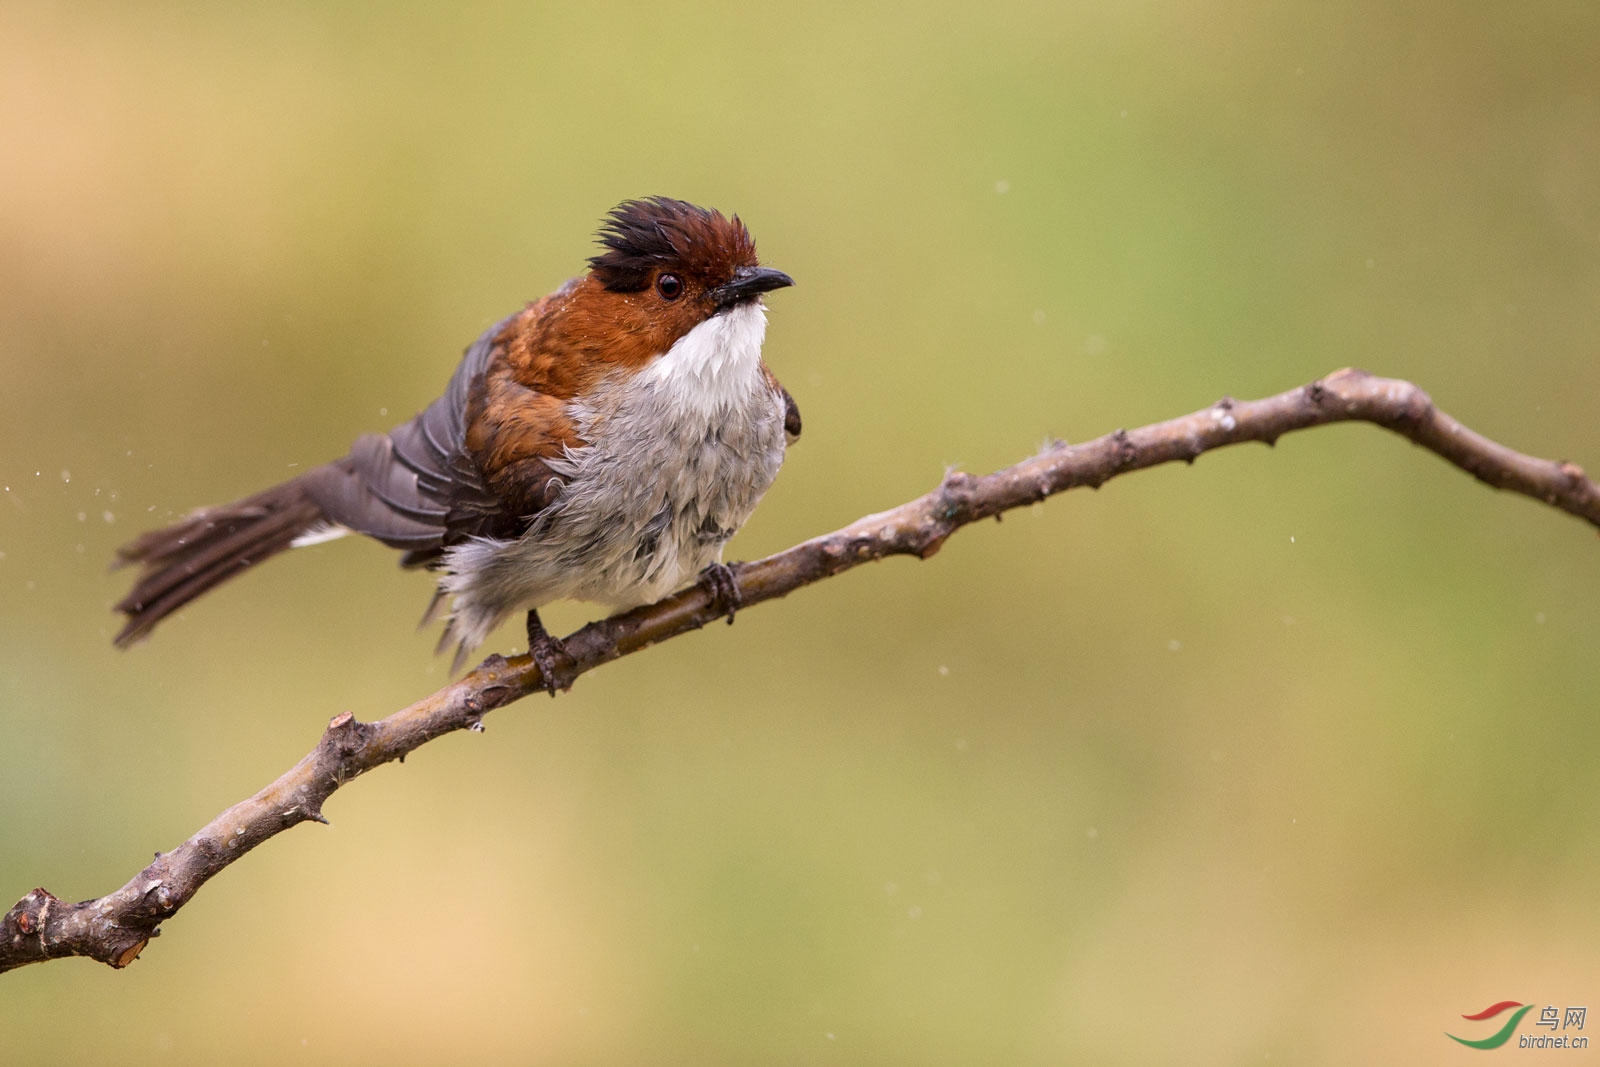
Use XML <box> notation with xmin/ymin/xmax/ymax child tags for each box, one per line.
<box><xmin>4</xmin><ymin>368</ymin><xmax>1596</xmax><ymax>974</ymax></box>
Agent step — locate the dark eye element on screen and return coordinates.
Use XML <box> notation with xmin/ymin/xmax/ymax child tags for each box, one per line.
<box><xmin>656</xmin><ymin>273</ymin><xmax>683</xmax><ymax>300</ymax></box>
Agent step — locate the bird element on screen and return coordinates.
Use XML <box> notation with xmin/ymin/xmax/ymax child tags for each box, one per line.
<box><xmin>113</xmin><ymin>196</ymin><xmax>799</xmax><ymax>689</ymax></box>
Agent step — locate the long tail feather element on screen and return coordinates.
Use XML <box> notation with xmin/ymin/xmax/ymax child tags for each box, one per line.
<box><xmin>113</xmin><ymin>478</ymin><xmax>327</xmax><ymax>647</ymax></box>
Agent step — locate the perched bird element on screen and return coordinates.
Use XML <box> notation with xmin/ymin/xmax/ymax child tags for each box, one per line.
<box><xmin>114</xmin><ymin>197</ymin><xmax>799</xmax><ymax>686</ymax></box>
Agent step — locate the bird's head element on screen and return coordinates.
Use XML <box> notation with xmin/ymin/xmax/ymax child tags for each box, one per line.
<box><xmin>588</xmin><ymin>196</ymin><xmax>794</xmax><ymax>317</ymax></box>
<box><xmin>499</xmin><ymin>198</ymin><xmax>793</xmax><ymax>398</ymax></box>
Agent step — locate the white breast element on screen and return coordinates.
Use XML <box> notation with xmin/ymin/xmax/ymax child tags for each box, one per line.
<box><xmin>635</xmin><ymin>301</ymin><xmax>770</xmax><ymax>417</ymax></box>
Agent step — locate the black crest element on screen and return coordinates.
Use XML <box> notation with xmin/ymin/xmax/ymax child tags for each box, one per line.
<box><xmin>589</xmin><ymin>197</ymin><xmax>757</xmax><ymax>293</ymax></box>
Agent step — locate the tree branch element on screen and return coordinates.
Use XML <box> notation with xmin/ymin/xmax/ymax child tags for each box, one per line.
<box><xmin>5</xmin><ymin>368</ymin><xmax>1597</xmax><ymax>974</ymax></box>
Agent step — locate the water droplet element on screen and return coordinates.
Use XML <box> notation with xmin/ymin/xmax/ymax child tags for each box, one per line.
<box><xmin>994</xmin><ymin>179</ymin><xmax>1010</xmax><ymax>194</ymax></box>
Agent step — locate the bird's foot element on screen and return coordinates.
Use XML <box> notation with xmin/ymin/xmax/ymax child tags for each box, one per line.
<box><xmin>699</xmin><ymin>562</ymin><xmax>743</xmax><ymax>625</ymax></box>
<box><xmin>525</xmin><ymin>609</ymin><xmax>569</xmax><ymax>696</ymax></box>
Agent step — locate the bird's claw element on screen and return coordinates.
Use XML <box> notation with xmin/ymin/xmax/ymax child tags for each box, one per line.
<box><xmin>525</xmin><ymin>610</ymin><xmax>569</xmax><ymax>696</ymax></box>
<box><xmin>699</xmin><ymin>562</ymin><xmax>742</xmax><ymax>624</ymax></box>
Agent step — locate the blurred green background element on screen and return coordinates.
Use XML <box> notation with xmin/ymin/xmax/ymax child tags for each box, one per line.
<box><xmin>3</xmin><ymin>2</ymin><xmax>1598</xmax><ymax>1063</ymax></box>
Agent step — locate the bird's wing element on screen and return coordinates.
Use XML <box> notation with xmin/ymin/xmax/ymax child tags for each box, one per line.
<box><xmin>761</xmin><ymin>362</ymin><xmax>802</xmax><ymax>443</ymax></box>
<box><xmin>298</xmin><ymin>313</ymin><xmax>538</xmax><ymax>566</ymax></box>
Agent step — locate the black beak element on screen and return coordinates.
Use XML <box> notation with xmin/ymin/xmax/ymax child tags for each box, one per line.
<box><xmin>712</xmin><ymin>265</ymin><xmax>795</xmax><ymax>308</ymax></box>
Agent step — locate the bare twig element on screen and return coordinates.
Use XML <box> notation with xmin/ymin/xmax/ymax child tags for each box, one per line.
<box><xmin>4</xmin><ymin>368</ymin><xmax>1597</xmax><ymax>974</ymax></box>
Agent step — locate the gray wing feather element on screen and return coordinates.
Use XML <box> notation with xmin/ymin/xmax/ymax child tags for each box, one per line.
<box><xmin>301</xmin><ymin>314</ymin><xmax>517</xmax><ymax>557</ymax></box>
<box><xmin>350</xmin><ymin>434</ymin><xmax>447</xmax><ymax>523</ymax></box>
